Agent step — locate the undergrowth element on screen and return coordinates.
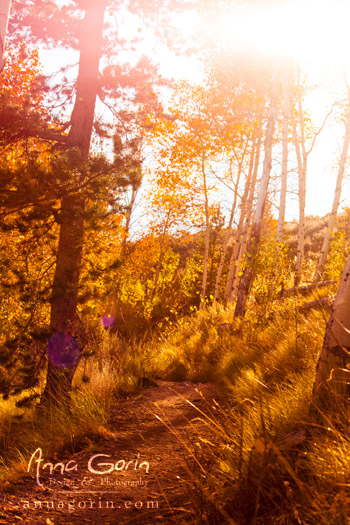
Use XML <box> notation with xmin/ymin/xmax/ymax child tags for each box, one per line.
<box><xmin>0</xmin><ymin>296</ymin><xmax>346</xmax><ymax>525</ymax></box>
<box><xmin>150</xmin><ymin>304</ymin><xmax>350</xmax><ymax>524</ymax></box>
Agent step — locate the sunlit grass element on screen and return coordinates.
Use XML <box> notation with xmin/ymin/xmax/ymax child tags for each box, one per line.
<box><xmin>0</xmin><ymin>296</ymin><xmax>348</xmax><ymax>523</ymax></box>
<box><xmin>152</xmin><ymin>305</ymin><xmax>350</xmax><ymax>524</ymax></box>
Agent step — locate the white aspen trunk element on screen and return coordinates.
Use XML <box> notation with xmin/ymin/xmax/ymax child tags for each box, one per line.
<box><xmin>120</xmin><ymin>185</ymin><xmax>138</xmax><ymax>258</ymax></box>
<box><xmin>0</xmin><ymin>0</ymin><xmax>11</xmax><ymax>72</ymax></box>
<box><xmin>234</xmin><ymin>63</ymin><xmax>280</xmax><ymax>317</ymax></box>
<box><xmin>231</xmin><ymin>220</ymin><xmax>250</xmax><ymax>300</ymax></box>
<box><xmin>214</xmin><ymin>155</ymin><xmax>243</xmax><ymax>302</ymax></box>
<box><xmin>313</xmin><ymin>252</ymin><xmax>350</xmax><ymax>408</ymax></box>
<box><xmin>289</xmin><ymin>71</ymin><xmax>307</xmax><ymax>286</ymax></box>
<box><xmin>224</xmin><ymin>228</ymin><xmax>242</xmax><ymax>301</ymax></box>
<box><xmin>200</xmin><ymin>153</ymin><xmax>210</xmax><ymax>309</ymax></box>
<box><xmin>314</xmin><ymin>102</ymin><xmax>350</xmax><ymax>281</ymax></box>
<box><xmin>224</xmin><ymin>135</ymin><xmax>259</xmax><ymax>302</ymax></box>
<box><xmin>277</xmin><ymin>66</ymin><xmax>290</xmax><ymax>242</ymax></box>
<box><xmin>213</xmin><ymin>196</ymin><xmax>236</xmax><ymax>302</ymax></box>
<box><xmin>291</xmin><ymin>71</ymin><xmax>333</xmax><ymax>285</ymax></box>
<box><xmin>291</xmin><ymin>87</ymin><xmax>305</xmax><ymax>286</ymax></box>
<box><xmin>295</xmin><ymin>167</ymin><xmax>306</xmax><ymax>286</ymax></box>
<box><xmin>230</xmin><ymin>128</ymin><xmax>263</xmax><ymax>301</ymax></box>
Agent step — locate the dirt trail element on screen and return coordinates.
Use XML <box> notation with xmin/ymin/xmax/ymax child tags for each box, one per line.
<box><xmin>0</xmin><ymin>381</ymin><xmax>223</xmax><ymax>525</ymax></box>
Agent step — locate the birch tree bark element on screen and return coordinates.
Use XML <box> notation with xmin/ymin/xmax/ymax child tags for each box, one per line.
<box><xmin>313</xmin><ymin>251</ymin><xmax>350</xmax><ymax>409</ymax></box>
<box><xmin>121</xmin><ymin>185</ymin><xmax>138</xmax><ymax>258</ymax></box>
<box><xmin>292</xmin><ymin>72</ymin><xmax>307</xmax><ymax>286</ymax></box>
<box><xmin>0</xmin><ymin>0</ymin><xmax>11</xmax><ymax>72</ymax></box>
<box><xmin>228</xmin><ymin>130</ymin><xmax>262</xmax><ymax>302</ymax></box>
<box><xmin>234</xmin><ymin>64</ymin><xmax>280</xmax><ymax>317</ymax></box>
<box><xmin>214</xmin><ymin>154</ymin><xmax>244</xmax><ymax>302</ymax></box>
<box><xmin>314</xmin><ymin>99</ymin><xmax>350</xmax><ymax>281</ymax></box>
<box><xmin>292</xmin><ymin>70</ymin><xmax>333</xmax><ymax>285</ymax></box>
<box><xmin>200</xmin><ymin>153</ymin><xmax>210</xmax><ymax>309</ymax></box>
<box><xmin>277</xmin><ymin>66</ymin><xmax>290</xmax><ymax>242</ymax></box>
<box><xmin>224</xmin><ymin>135</ymin><xmax>258</xmax><ymax>302</ymax></box>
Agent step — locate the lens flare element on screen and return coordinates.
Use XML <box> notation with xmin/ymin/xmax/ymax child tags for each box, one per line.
<box><xmin>47</xmin><ymin>333</ymin><xmax>81</xmax><ymax>369</ymax></box>
<box><xmin>101</xmin><ymin>313</ymin><xmax>115</xmax><ymax>328</ymax></box>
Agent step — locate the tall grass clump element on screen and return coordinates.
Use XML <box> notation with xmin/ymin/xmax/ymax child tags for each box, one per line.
<box><xmin>159</xmin><ymin>305</ymin><xmax>350</xmax><ymax>524</ymax></box>
<box><xmin>0</xmin><ymin>329</ymin><xmax>145</xmax><ymax>485</ymax></box>
<box><xmin>144</xmin><ymin>302</ymin><xmax>242</xmax><ymax>383</ymax></box>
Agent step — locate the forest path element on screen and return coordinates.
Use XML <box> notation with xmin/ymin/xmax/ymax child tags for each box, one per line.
<box><xmin>0</xmin><ymin>381</ymin><xmax>224</xmax><ymax>525</ymax></box>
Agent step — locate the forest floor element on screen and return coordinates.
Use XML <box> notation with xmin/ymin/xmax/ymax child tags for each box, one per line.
<box><xmin>0</xmin><ymin>381</ymin><xmax>223</xmax><ymax>525</ymax></box>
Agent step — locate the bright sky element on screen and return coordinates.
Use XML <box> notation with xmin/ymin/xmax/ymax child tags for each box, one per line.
<box><xmin>39</xmin><ymin>0</ymin><xmax>350</xmax><ymax>223</ymax></box>
<box><xmin>205</xmin><ymin>0</ymin><xmax>350</xmax><ymax>220</ymax></box>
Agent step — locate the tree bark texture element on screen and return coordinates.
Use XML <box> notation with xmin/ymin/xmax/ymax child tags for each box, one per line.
<box><xmin>45</xmin><ymin>1</ymin><xmax>106</xmax><ymax>402</ymax></box>
<box><xmin>226</xmin><ymin>130</ymin><xmax>262</xmax><ymax>303</ymax></box>
<box><xmin>314</xmin><ymin>101</ymin><xmax>350</xmax><ymax>281</ymax></box>
<box><xmin>277</xmin><ymin>65</ymin><xmax>290</xmax><ymax>242</ymax></box>
<box><xmin>200</xmin><ymin>154</ymin><xmax>210</xmax><ymax>309</ymax></box>
<box><xmin>313</xmin><ymin>253</ymin><xmax>350</xmax><ymax>410</ymax></box>
<box><xmin>292</xmin><ymin>75</ymin><xmax>307</xmax><ymax>286</ymax></box>
<box><xmin>214</xmin><ymin>156</ymin><xmax>243</xmax><ymax>301</ymax></box>
<box><xmin>234</xmin><ymin>64</ymin><xmax>280</xmax><ymax>317</ymax></box>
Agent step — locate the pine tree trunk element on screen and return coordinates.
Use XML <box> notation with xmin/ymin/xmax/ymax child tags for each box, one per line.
<box><xmin>0</xmin><ymin>0</ymin><xmax>11</xmax><ymax>71</ymax></box>
<box><xmin>44</xmin><ymin>1</ymin><xmax>106</xmax><ymax>402</ymax></box>
<box><xmin>200</xmin><ymin>154</ymin><xmax>210</xmax><ymax>309</ymax></box>
<box><xmin>277</xmin><ymin>66</ymin><xmax>290</xmax><ymax>242</ymax></box>
<box><xmin>234</xmin><ymin>64</ymin><xmax>280</xmax><ymax>317</ymax></box>
<box><xmin>313</xmin><ymin>252</ymin><xmax>350</xmax><ymax>411</ymax></box>
<box><xmin>314</xmin><ymin>102</ymin><xmax>350</xmax><ymax>281</ymax></box>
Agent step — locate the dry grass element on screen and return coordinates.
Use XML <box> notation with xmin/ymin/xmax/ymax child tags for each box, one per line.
<box><xmin>1</xmin><ymin>300</ymin><xmax>349</xmax><ymax>524</ymax></box>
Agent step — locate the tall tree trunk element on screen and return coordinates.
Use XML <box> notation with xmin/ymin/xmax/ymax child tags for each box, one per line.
<box><xmin>313</xmin><ymin>252</ymin><xmax>350</xmax><ymax>412</ymax></box>
<box><xmin>230</xmin><ymin>131</ymin><xmax>262</xmax><ymax>301</ymax></box>
<box><xmin>225</xmin><ymin>129</ymin><xmax>262</xmax><ymax>303</ymax></box>
<box><xmin>234</xmin><ymin>64</ymin><xmax>280</xmax><ymax>317</ymax></box>
<box><xmin>120</xmin><ymin>185</ymin><xmax>138</xmax><ymax>258</ymax></box>
<box><xmin>314</xmin><ymin>101</ymin><xmax>350</xmax><ymax>281</ymax></box>
<box><xmin>277</xmin><ymin>66</ymin><xmax>290</xmax><ymax>242</ymax></box>
<box><xmin>292</xmin><ymin>72</ymin><xmax>307</xmax><ymax>286</ymax></box>
<box><xmin>0</xmin><ymin>0</ymin><xmax>11</xmax><ymax>72</ymax></box>
<box><xmin>214</xmin><ymin>156</ymin><xmax>243</xmax><ymax>302</ymax></box>
<box><xmin>44</xmin><ymin>1</ymin><xmax>106</xmax><ymax>402</ymax></box>
<box><xmin>200</xmin><ymin>153</ymin><xmax>210</xmax><ymax>309</ymax></box>
<box><xmin>224</xmin><ymin>140</ymin><xmax>254</xmax><ymax>302</ymax></box>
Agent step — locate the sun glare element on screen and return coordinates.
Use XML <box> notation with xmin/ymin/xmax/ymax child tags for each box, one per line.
<box><xmin>211</xmin><ymin>0</ymin><xmax>350</xmax><ymax>69</ymax></box>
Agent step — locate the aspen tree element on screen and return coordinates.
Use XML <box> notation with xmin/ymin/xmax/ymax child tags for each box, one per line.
<box><xmin>292</xmin><ymin>70</ymin><xmax>333</xmax><ymax>285</ymax></box>
<box><xmin>234</xmin><ymin>64</ymin><xmax>280</xmax><ymax>317</ymax></box>
<box><xmin>313</xmin><ymin>251</ymin><xmax>350</xmax><ymax>410</ymax></box>
<box><xmin>213</xmin><ymin>153</ymin><xmax>244</xmax><ymax>302</ymax></box>
<box><xmin>224</xmin><ymin>137</ymin><xmax>257</xmax><ymax>302</ymax></box>
<box><xmin>314</xmin><ymin>94</ymin><xmax>350</xmax><ymax>282</ymax></box>
<box><xmin>277</xmin><ymin>65</ymin><xmax>290</xmax><ymax>242</ymax></box>
<box><xmin>230</xmin><ymin>132</ymin><xmax>262</xmax><ymax>301</ymax></box>
<box><xmin>121</xmin><ymin>185</ymin><xmax>138</xmax><ymax>258</ymax></box>
<box><xmin>292</xmin><ymin>70</ymin><xmax>307</xmax><ymax>286</ymax></box>
<box><xmin>200</xmin><ymin>153</ymin><xmax>211</xmax><ymax>309</ymax></box>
